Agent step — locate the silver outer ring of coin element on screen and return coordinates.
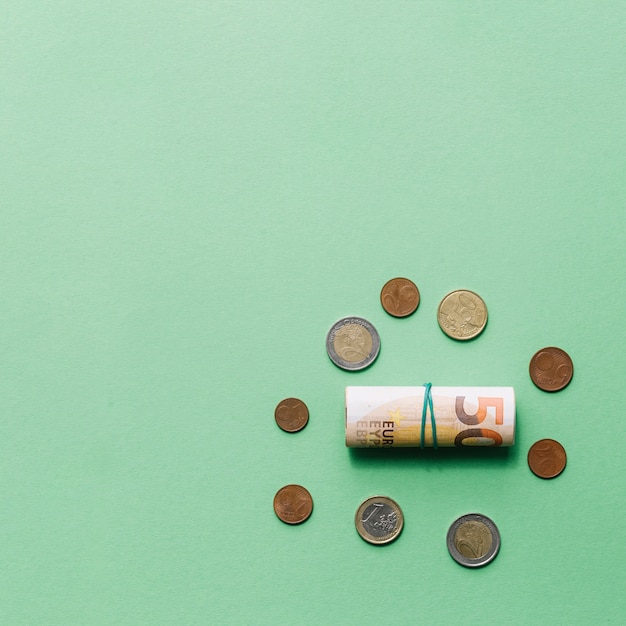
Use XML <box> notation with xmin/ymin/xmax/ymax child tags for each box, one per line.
<box><xmin>325</xmin><ymin>317</ymin><xmax>381</xmax><ymax>371</ymax></box>
<box><xmin>354</xmin><ymin>495</ymin><xmax>404</xmax><ymax>545</ymax></box>
<box><xmin>446</xmin><ymin>513</ymin><xmax>501</xmax><ymax>568</ymax></box>
<box><xmin>437</xmin><ymin>289</ymin><xmax>488</xmax><ymax>341</ymax></box>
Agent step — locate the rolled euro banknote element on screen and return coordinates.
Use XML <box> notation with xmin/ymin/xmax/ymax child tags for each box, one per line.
<box><xmin>346</xmin><ymin>386</ymin><xmax>515</xmax><ymax>448</ymax></box>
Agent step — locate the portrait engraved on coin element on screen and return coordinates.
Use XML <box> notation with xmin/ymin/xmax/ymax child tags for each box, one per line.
<box><xmin>333</xmin><ymin>323</ymin><xmax>373</xmax><ymax>363</ymax></box>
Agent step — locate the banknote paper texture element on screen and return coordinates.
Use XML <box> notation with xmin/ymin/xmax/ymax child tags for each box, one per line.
<box><xmin>345</xmin><ymin>386</ymin><xmax>515</xmax><ymax>448</ymax></box>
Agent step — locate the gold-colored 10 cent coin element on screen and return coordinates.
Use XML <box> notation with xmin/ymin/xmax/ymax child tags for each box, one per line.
<box><xmin>380</xmin><ymin>277</ymin><xmax>420</xmax><ymax>317</ymax></box>
<box><xmin>437</xmin><ymin>290</ymin><xmax>488</xmax><ymax>340</ymax></box>
<box><xmin>355</xmin><ymin>496</ymin><xmax>404</xmax><ymax>545</ymax></box>
<box><xmin>274</xmin><ymin>398</ymin><xmax>309</xmax><ymax>433</ymax></box>
<box><xmin>273</xmin><ymin>484</ymin><xmax>313</xmax><ymax>525</ymax></box>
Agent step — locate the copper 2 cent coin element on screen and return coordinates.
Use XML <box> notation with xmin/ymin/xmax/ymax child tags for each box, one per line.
<box><xmin>527</xmin><ymin>439</ymin><xmax>567</xmax><ymax>479</ymax></box>
<box><xmin>274</xmin><ymin>398</ymin><xmax>309</xmax><ymax>433</ymax></box>
<box><xmin>529</xmin><ymin>347</ymin><xmax>573</xmax><ymax>392</ymax></box>
<box><xmin>380</xmin><ymin>277</ymin><xmax>420</xmax><ymax>317</ymax></box>
<box><xmin>273</xmin><ymin>484</ymin><xmax>313</xmax><ymax>525</ymax></box>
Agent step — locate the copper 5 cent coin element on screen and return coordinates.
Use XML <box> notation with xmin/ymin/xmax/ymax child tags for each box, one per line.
<box><xmin>355</xmin><ymin>496</ymin><xmax>404</xmax><ymax>545</ymax></box>
<box><xmin>274</xmin><ymin>398</ymin><xmax>309</xmax><ymax>433</ymax></box>
<box><xmin>529</xmin><ymin>347</ymin><xmax>573</xmax><ymax>392</ymax></box>
<box><xmin>528</xmin><ymin>439</ymin><xmax>567</xmax><ymax>479</ymax></box>
<box><xmin>437</xmin><ymin>290</ymin><xmax>488</xmax><ymax>340</ymax></box>
<box><xmin>273</xmin><ymin>485</ymin><xmax>313</xmax><ymax>525</ymax></box>
<box><xmin>380</xmin><ymin>277</ymin><xmax>420</xmax><ymax>317</ymax></box>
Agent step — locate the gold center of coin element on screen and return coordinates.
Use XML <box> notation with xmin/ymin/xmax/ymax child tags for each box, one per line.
<box><xmin>333</xmin><ymin>324</ymin><xmax>372</xmax><ymax>363</ymax></box>
<box><xmin>454</xmin><ymin>521</ymin><xmax>492</xmax><ymax>559</ymax></box>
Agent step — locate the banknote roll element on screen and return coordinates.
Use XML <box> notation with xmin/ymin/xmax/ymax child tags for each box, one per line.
<box><xmin>345</xmin><ymin>386</ymin><xmax>515</xmax><ymax>448</ymax></box>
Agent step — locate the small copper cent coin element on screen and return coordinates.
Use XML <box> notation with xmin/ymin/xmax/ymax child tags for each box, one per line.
<box><xmin>437</xmin><ymin>289</ymin><xmax>488</xmax><ymax>340</ymax></box>
<box><xmin>446</xmin><ymin>513</ymin><xmax>501</xmax><ymax>568</ymax></box>
<box><xmin>355</xmin><ymin>496</ymin><xmax>404</xmax><ymax>545</ymax></box>
<box><xmin>274</xmin><ymin>398</ymin><xmax>309</xmax><ymax>433</ymax></box>
<box><xmin>273</xmin><ymin>484</ymin><xmax>313</xmax><ymax>525</ymax></box>
<box><xmin>529</xmin><ymin>347</ymin><xmax>574</xmax><ymax>392</ymax></box>
<box><xmin>380</xmin><ymin>277</ymin><xmax>420</xmax><ymax>317</ymax></box>
<box><xmin>528</xmin><ymin>438</ymin><xmax>567</xmax><ymax>479</ymax></box>
<box><xmin>326</xmin><ymin>317</ymin><xmax>380</xmax><ymax>371</ymax></box>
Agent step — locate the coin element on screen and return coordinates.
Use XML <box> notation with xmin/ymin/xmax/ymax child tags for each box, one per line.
<box><xmin>273</xmin><ymin>485</ymin><xmax>313</xmax><ymax>525</ymax></box>
<box><xmin>355</xmin><ymin>496</ymin><xmax>404</xmax><ymax>545</ymax></box>
<box><xmin>527</xmin><ymin>438</ymin><xmax>567</xmax><ymax>479</ymax></box>
<box><xmin>326</xmin><ymin>317</ymin><xmax>380</xmax><ymax>371</ymax></box>
<box><xmin>529</xmin><ymin>347</ymin><xmax>573</xmax><ymax>392</ymax></box>
<box><xmin>437</xmin><ymin>290</ymin><xmax>488</xmax><ymax>340</ymax></box>
<box><xmin>446</xmin><ymin>513</ymin><xmax>500</xmax><ymax>568</ymax></box>
<box><xmin>380</xmin><ymin>277</ymin><xmax>420</xmax><ymax>317</ymax></box>
<box><xmin>274</xmin><ymin>398</ymin><xmax>309</xmax><ymax>433</ymax></box>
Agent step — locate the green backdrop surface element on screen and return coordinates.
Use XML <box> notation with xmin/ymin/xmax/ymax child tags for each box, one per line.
<box><xmin>1</xmin><ymin>2</ymin><xmax>625</xmax><ymax>624</ymax></box>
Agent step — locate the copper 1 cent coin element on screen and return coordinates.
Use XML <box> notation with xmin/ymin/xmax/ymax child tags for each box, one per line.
<box><xmin>274</xmin><ymin>398</ymin><xmax>309</xmax><ymax>433</ymax></box>
<box><xmin>528</xmin><ymin>439</ymin><xmax>567</xmax><ymax>479</ymax></box>
<box><xmin>380</xmin><ymin>277</ymin><xmax>420</xmax><ymax>317</ymax></box>
<box><xmin>437</xmin><ymin>290</ymin><xmax>488</xmax><ymax>340</ymax></box>
<box><xmin>273</xmin><ymin>484</ymin><xmax>313</xmax><ymax>524</ymax></box>
<box><xmin>529</xmin><ymin>347</ymin><xmax>573</xmax><ymax>392</ymax></box>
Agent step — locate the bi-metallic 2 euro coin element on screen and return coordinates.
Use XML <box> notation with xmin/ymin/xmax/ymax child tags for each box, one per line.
<box><xmin>355</xmin><ymin>496</ymin><xmax>404</xmax><ymax>545</ymax></box>
<box><xmin>437</xmin><ymin>290</ymin><xmax>488</xmax><ymax>340</ymax></box>
<box><xmin>326</xmin><ymin>317</ymin><xmax>380</xmax><ymax>371</ymax></box>
<box><xmin>446</xmin><ymin>513</ymin><xmax>501</xmax><ymax>568</ymax></box>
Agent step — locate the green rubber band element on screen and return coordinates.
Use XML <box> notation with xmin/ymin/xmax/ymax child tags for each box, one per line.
<box><xmin>421</xmin><ymin>383</ymin><xmax>438</xmax><ymax>449</ymax></box>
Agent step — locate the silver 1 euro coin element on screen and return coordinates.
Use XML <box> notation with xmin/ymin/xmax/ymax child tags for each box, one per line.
<box><xmin>355</xmin><ymin>496</ymin><xmax>404</xmax><ymax>545</ymax></box>
<box><xmin>446</xmin><ymin>513</ymin><xmax>500</xmax><ymax>568</ymax></box>
<box><xmin>326</xmin><ymin>317</ymin><xmax>380</xmax><ymax>371</ymax></box>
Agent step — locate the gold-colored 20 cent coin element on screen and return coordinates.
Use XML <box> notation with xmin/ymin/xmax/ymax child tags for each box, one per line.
<box><xmin>437</xmin><ymin>289</ymin><xmax>488</xmax><ymax>341</ymax></box>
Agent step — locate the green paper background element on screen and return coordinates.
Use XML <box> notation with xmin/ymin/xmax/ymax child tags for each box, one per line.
<box><xmin>1</xmin><ymin>2</ymin><xmax>625</xmax><ymax>624</ymax></box>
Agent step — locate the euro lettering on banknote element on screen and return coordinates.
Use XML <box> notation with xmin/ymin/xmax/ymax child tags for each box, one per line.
<box><xmin>345</xmin><ymin>386</ymin><xmax>515</xmax><ymax>448</ymax></box>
